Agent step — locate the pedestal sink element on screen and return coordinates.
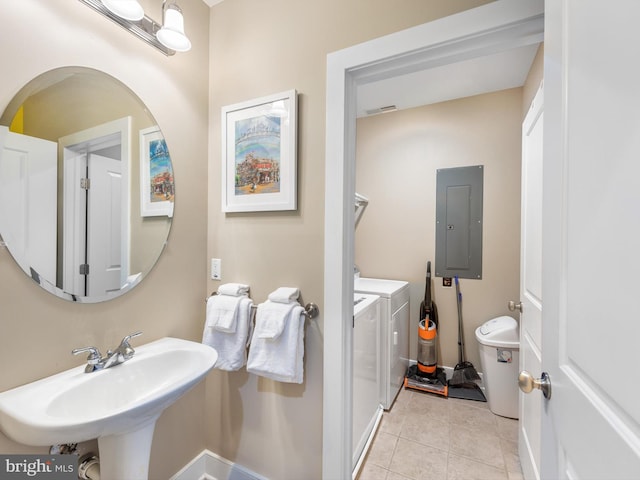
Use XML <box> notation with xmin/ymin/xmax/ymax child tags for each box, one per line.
<box><xmin>0</xmin><ymin>337</ymin><xmax>218</xmax><ymax>479</ymax></box>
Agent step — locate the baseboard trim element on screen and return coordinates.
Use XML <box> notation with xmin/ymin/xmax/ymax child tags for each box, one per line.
<box><xmin>171</xmin><ymin>450</ymin><xmax>268</xmax><ymax>480</ymax></box>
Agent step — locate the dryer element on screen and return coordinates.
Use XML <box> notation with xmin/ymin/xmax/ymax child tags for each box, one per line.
<box><xmin>355</xmin><ymin>277</ymin><xmax>410</xmax><ymax>410</ymax></box>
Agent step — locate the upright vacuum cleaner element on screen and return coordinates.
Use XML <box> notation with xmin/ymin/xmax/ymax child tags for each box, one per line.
<box><xmin>404</xmin><ymin>261</ymin><xmax>448</xmax><ymax>396</ymax></box>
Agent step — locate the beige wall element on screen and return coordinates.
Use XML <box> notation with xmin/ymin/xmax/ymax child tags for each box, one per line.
<box><xmin>207</xmin><ymin>0</ymin><xmax>493</xmax><ymax>478</ymax></box>
<box><xmin>355</xmin><ymin>88</ymin><xmax>523</xmax><ymax>371</ymax></box>
<box><xmin>0</xmin><ymin>1</ymin><xmax>210</xmax><ymax>477</ymax></box>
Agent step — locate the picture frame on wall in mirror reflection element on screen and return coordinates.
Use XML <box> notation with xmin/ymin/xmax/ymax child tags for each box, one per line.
<box><xmin>221</xmin><ymin>89</ymin><xmax>297</xmax><ymax>212</ymax></box>
<box><xmin>140</xmin><ymin>126</ymin><xmax>174</xmax><ymax>217</ymax></box>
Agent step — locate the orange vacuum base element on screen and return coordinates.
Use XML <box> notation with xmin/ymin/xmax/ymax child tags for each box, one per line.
<box><xmin>404</xmin><ymin>365</ymin><xmax>448</xmax><ymax>397</ymax></box>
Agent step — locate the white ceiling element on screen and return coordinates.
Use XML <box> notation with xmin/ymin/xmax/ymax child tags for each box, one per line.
<box><xmin>357</xmin><ymin>43</ymin><xmax>540</xmax><ymax>117</ymax></box>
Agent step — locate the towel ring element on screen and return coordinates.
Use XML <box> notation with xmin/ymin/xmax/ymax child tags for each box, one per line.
<box><xmin>205</xmin><ymin>292</ymin><xmax>319</xmax><ymax>320</ymax></box>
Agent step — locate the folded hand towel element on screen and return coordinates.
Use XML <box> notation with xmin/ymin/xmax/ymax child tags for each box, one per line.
<box><xmin>254</xmin><ymin>300</ymin><xmax>297</xmax><ymax>340</ymax></box>
<box><xmin>205</xmin><ymin>294</ymin><xmax>246</xmax><ymax>333</ymax></box>
<box><xmin>267</xmin><ymin>287</ymin><xmax>300</xmax><ymax>304</ymax></box>
<box><xmin>203</xmin><ymin>297</ymin><xmax>253</xmax><ymax>371</ymax></box>
<box><xmin>246</xmin><ymin>304</ymin><xmax>305</xmax><ymax>383</ymax></box>
<box><xmin>217</xmin><ymin>283</ymin><xmax>250</xmax><ymax>297</ymax></box>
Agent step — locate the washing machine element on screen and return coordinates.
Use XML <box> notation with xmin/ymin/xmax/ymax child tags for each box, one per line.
<box><xmin>355</xmin><ymin>277</ymin><xmax>410</xmax><ymax>409</ymax></box>
<box><xmin>352</xmin><ymin>293</ymin><xmax>382</xmax><ymax>467</ymax></box>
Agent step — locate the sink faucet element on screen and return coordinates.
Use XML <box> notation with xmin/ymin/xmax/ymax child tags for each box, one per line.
<box><xmin>72</xmin><ymin>332</ymin><xmax>142</xmax><ymax>373</ymax></box>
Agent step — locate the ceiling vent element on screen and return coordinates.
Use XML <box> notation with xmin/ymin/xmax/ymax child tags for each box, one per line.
<box><xmin>365</xmin><ymin>105</ymin><xmax>398</xmax><ymax>116</ymax></box>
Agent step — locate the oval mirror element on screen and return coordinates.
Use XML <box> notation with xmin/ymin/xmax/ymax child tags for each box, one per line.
<box><xmin>0</xmin><ymin>67</ymin><xmax>174</xmax><ymax>303</ymax></box>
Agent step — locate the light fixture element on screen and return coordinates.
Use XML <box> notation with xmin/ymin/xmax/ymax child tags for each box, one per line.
<box><xmin>156</xmin><ymin>3</ymin><xmax>191</xmax><ymax>52</ymax></box>
<box><xmin>79</xmin><ymin>0</ymin><xmax>192</xmax><ymax>56</ymax></box>
<box><xmin>101</xmin><ymin>0</ymin><xmax>144</xmax><ymax>21</ymax></box>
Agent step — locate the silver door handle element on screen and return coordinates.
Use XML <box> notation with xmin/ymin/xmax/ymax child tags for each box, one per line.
<box><xmin>519</xmin><ymin>371</ymin><xmax>552</xmax><ymax>399</ymax></box>
<box><xmin>508</xmin><ymin>300</ymin><xmax>523</xmax><ymax>312</ymax></box>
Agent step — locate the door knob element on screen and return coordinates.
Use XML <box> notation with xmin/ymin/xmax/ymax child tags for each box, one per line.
<box><xmin>518</xmin><ymin>371</ymin><xmax>552</xmax><ymax>399</ymax></box>
<box><xmin>508</xmin><ymin>300</ymin><xmax>523</xmax><ymax>312</ymax></box>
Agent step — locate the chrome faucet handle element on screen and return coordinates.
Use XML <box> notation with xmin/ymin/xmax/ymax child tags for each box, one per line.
<box><xmin>121</xmin><ymin>331</ymin><xmax>142</xmax><ymax>345</ymax></box>
<box><xmin>72</xmin><ymin>346</ymin><xmax>104</xmax><ymax>372</ymax></box>
<box><xmin>71</xmin><ymin>346</ymin><xmax>102</xmax><ymax>365</ymax></box>
<box><xmin>118</xmin><ymin>331</ymin><xmax>142</xmax><ymax>358</ymax></box>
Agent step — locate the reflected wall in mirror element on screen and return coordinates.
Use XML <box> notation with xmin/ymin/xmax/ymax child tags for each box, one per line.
<box><xmin>0</xmin><ymin>67</ymin><xmax>174</xmax><ymax>303</ymax></box>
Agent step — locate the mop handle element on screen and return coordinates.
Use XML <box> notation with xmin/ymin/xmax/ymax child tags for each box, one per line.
<box><xmin>455</xmin><ymin>276</ymin><xmax>466</xmax><ymax>363</ymax></box>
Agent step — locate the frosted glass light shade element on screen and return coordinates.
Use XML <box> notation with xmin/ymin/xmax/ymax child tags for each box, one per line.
<box><xmin>101</xmin><ymin>0</ymin><xmax>144</xmax><ymax>21</ymax></box>
<box><xmin>156</xmin><ymin>4</ymin><xmax>191</xmax><ymax>52</ymax></box>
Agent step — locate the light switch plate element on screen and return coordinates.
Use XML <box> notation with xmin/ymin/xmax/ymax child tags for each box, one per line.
<box><xmin>211</xmin><ymin>258</ymin><xmax>221</xmax><ymax>280</ymax></box>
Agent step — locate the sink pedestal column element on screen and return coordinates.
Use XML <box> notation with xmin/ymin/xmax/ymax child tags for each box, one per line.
<box><xmin>98</xmin><ymin>417</ymin><xmax>159</xmax><ymax>480</ymax></box>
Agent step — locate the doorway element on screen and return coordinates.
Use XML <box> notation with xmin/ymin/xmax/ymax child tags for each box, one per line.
<box><xmin>59</xmin><ymin>117</ymin><xmax>131</xmax><ymax>297</ymax></box>
<box><xmin>322</xmin><ymin>2</ymin><xmax>544</xmax><ymax>478</ymax></box>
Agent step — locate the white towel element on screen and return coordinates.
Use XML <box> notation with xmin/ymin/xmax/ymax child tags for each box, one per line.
<box><xmin>217</xmin><ymin>283</ymin><xmax>250</xmax><ymax>297</ymax></box>
<box><xmin>203</xmin><ymin>297</ymin><xmax>254</xmax><ymax>371</ymax></box>
<box><xmin>246</xmin><ymin>304</ymin><xmax>305</xmax><ymax>383</ymax></box>
<box><xmin>267</xmin><ymin>287</ymin><xmax>300</xmax><ymax>304</ymax></box>
<box><xmin>254</xmin><ymin>300</ymin><xmax>297</xmax><ymax>339</ymax></box>
<box><xmin>205</xmin><ymin>294</ymin><xmax>245</xmax><ymax>333</ymax></box>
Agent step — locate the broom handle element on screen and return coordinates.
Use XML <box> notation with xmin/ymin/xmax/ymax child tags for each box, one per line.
<box><xmin>455</xmin><ymin>276</ymin><xmax>466</xmax><ymax>363</ymax></box>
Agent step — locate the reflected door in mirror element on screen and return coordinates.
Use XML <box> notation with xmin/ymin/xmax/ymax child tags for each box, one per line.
<box><xmin>61</xmin><ymin>119</ymin><xmax>129</xmax><ymax>297</ymax></box>
<box><xmin>0</xmin><ymin>126</ymin><xmax>57</xmax><ymax>282</ymax></box>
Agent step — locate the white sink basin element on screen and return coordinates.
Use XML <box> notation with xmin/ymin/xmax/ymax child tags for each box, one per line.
<box><xmin>0</xmin><ymin>337</ymin><xmax>218</xmax><ymax>479</ymax></box>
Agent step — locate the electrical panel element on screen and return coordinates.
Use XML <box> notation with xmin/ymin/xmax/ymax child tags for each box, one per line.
<box><xmin>435</xmin><ymin>165</ymin><xmax>483</xmax><ymax>280</ymax></box>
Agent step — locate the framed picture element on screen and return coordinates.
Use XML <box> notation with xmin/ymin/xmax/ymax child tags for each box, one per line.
<box><xmin>140</xmin><ymin>126</ymin><xmax>174</xmax><ymax>217</ymax></box>
<box><xmin>221</xmin><ymin>89</ymin><xmax>297</xmax><ymax>212</ymax></box>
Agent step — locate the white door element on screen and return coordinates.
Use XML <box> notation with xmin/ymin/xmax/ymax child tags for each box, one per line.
<box><xmin>519</xmin><ymin>83</ymin><xmax>543</xmax><ymax>480</ymax></box>
<box><xmin>87</xmin><ymin>153</ymin><xmax>123</xmax><ymax>296</ymax></box>
<box><xmin>536</xmin><ymin>1</ymin><xmax>640</xmax><ymax>477</ymax></box>
<box><xmin>60</xmin><ymin>118</ymin><xmax>131</xmax><ymax>298</ymax></box>
<box><xmin>63</xmin><ymin>151</ymin><xmax>123</xmax><ymax>297</ymax></box>
<box><xmin>0</xmin><ymin>126</ymin><xmax>57</xmax><ymax>281</ymax></box>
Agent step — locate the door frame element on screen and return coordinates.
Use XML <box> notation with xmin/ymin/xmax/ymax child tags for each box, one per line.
<box><xmin>322</xmin><ymin>1</ymin><xmax>544</xmax><ymax>477</ymax></box>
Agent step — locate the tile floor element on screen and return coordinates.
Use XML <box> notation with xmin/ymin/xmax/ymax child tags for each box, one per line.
<box><xmin>357</xmin><ymin>387</ymin><xmax>523</xmax><ymax>480</ymax></box>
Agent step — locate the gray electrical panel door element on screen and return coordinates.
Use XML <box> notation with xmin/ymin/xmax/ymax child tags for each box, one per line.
<box><xmin>435</xmin><ymin>165</ymin><xmax>483</xmax><ymax>279</ymax></box>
